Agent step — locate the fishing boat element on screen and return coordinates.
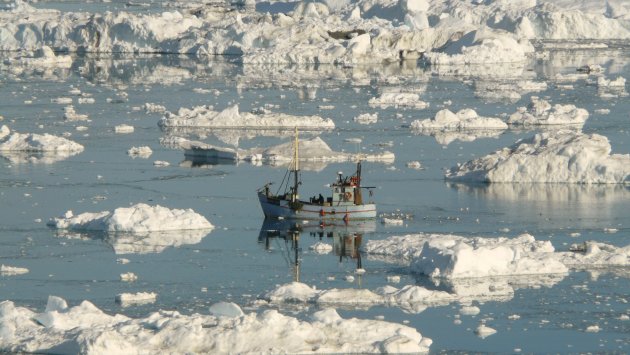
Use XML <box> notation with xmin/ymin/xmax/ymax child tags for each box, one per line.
<box><xmin>257</xmin><ymin>129</ymin><xmax>376</xmax><ymax>221</ymax></box>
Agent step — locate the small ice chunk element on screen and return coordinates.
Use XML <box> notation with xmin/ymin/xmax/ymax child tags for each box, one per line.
<box><xmin>475</xmin><ymin>324</ymin><xmax>497</xmax><ymax>338</ymax></box>
<box><xmin>127</xmin><ymin>146</ymin><xmax>153</xmax><ymax>159</ymax></box>
<box><xmin>585</xmin><ymin>325</ymin><xmax>600</xmax><ymax>332</ymax></box>
<box><xmin>460</xmin><ymin>305</ymin><xmax>481</xmax><ymax>316</ymax></box>
<box><xmin>114</xmin><ymin>124</ymin><xmax>134</xmax><ymax>134</ymax></box>
<box><xmin>386</xmin><ymin>275</ymin><xmax>401</xmax><ymax>283</ymax></box>
<box><xmin>153</xmin><ymin>161</ymin><xmax>170</xmax><ymax>167</ymax></box>
<box><xmin>115</xmin><ymin>292</ymin><xmax>157</xmax><ymax>306</ymax></box>
<box><xmin>0</xmin><ymin>264</ymin><xmax>29</xmax><ymax>275</ymax></box>
<box><xmin>406</xmin><ymin>161</ymin><xmax>422</xmax><ymax>169</ymax></box>
<box><xmin>120</xmin><ymin>272</ymin><xmax>138</xmax><ymax>282</ymax></box>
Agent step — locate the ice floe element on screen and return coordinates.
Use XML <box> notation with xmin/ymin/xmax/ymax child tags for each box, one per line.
<box><xmin>410</xmin><ymin>109</ymin><xmax>507</xmax><ymax>130</ymax></box>
<box><xmin>445</xmin><ymin>130</ymin><xmax>630</xmax><ymax>184</ymax></box>
<box><xmin>47</xmin><ymin>203</ymin><xmax>214</xmax><ymax>233</ymax></box>
<box><xmin>127</xmin><ymin>146</ymin><xmax>152</xmax><ymax>158</ymax></box>
<box><xmin>159</xmin><ymin>105</ymin><xmax>334</xmax><ymax>130</ymax></box>
<box><xmin>0</xmin><ymin>264</ymin><xmax>29</xmax><ymax>276</ymax></box>
<box><xmin>0</xmin><ymin>296</ymin><xmax>431</xmax><ymax>354</ymax></box>
<box><xmin>115</xmin><ymin>292</ymin><xmax>157</xmax><ymax>307</ymax></box>
<box><xmin>507</xmin><ymin>97</ymin><xmax>589</xmax><ymax>126</ymax></box>
<box><xmin>0</xmin><ymin>125</ymin><xmax>84</xmax><ymax>164</ymax></box>
<box><xmin>368</xmin><ymin>92</ymin><xmax>428</xmax><ymax>110</ymax></box>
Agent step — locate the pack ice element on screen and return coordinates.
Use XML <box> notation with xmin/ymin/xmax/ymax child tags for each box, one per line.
<box><xmin>3</xmin><ymin>0</ymin><xmax>630</xmax><ymax>65</ymax></box>
<box><xmin>445</xmin><ymin>130</ymin><xmax>630</xmax><ymax>184</ymax></box>
<box><xmin>0</xmin><ymin>296</ymin><xmax>432</xmax><ymax>354</ymax></box>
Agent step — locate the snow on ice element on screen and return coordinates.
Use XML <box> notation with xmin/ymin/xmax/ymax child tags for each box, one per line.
<box><xmin>0</xmin><ymin>296</ymin><xmax>432</xmax><ymax>354</ymax></box>
<box><xmin>445</xmin><ymin>130</ymin><xmax>630</xmax><ymax>183</ymax></box>
<box><xmin>47</xmin><ymin>203</ymin><xmax>214</xmax><ymax>233</ymax></box>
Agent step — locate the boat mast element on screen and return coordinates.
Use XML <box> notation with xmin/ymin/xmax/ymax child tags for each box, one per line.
<box><xmin>292</xmin><ymin>127</ymin><xmax>299</xmax><ymax>202</ymax></box>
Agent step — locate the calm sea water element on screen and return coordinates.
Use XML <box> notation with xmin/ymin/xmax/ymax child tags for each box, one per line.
<box><xmin>1</xmin><ymin>48</ymin><xmax>630</xmax><ymax>353</ymax></box>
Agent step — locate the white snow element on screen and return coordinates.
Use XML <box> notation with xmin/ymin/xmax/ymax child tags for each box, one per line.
<box><xmin>507</xmin><ymin>97</ymin><xmax>589</xmax><ymax>126</ymax></box>
<box><xmin>159</xmin><ymin>105</ymin><xmax>334</xmax><ymax>130</ymax></box>
<box><xmin>445</xmin><ymin>130</ymin><xmax>630</xmax><ymax>184</ymax></box>
<box><xmin>0</xmin><ymin>296</ymin><xmax>431</xmax><ymax>354</ymax></box>
<box><xmin>47</xmin><ymin>203</ymin><xmax>214</xmax><ymax>233</ymax></box>
<box><xmin>0</xmin><ymin>264</ymin><xmax>29</xmax><ymax>276</ymax></box>
<box><xmin>411</xmin><ymin>109</ymin><xmax>507</xmax><ymax>130</ymax></box>
<box><xmin>127</xmin><ymin>146</ymin><xmax>153</xmax><ymax>159</ymax></box>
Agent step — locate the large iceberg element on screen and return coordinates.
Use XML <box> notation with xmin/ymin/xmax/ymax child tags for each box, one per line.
<box><xmin>47</xmin><ymin>203</ymin><xmax>214</xmax><ymax>233</ymax></box>
<box><xmin>445</xmin><ymin>130</ymin><xmax>630</xmax><ymax>184</ymax></box>
<box><xmin>507</xmin><ymin>97</ymin><xmax>589</xmax><ymax>126</ymax></box>
<box><xmin>0</xmin><ymin>296</ymin><xmax>432</xmax><ymax>354</ymax></box>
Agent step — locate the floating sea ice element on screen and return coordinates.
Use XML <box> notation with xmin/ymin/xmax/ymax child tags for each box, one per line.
<box><xmin>153</xmin><ymin>160</ymin><xmax>170</xmax><ymax>167</ymax></box>
<box><xmin>406</xmin><ymin>161</ymin><xmax>422</xmax><ymax>169</ymax></box>
<box><xmin>63</xmin><ymin>105</ymin><xmax>88</xmax><ymax>121</ymax></box>
<box><xmin>387</xmin><ymin>275</ymin><xmax>401</xmax><ymax>283</ymax></box>
<box><xmin>585</xmin><ymin>324</ymin><xmax>600</xmax><ymax>333</ymax></box>
<box><xmin>159</xmin><ymin>104</ymin><xmax>334</xmax><ymax>130</ymax></box>
<box><xmin>143</xmin><ymin>102</ymin><xmax>166</xmax><ymax>113</ymax></box>
<box><xmin>604</xmin><ymin>228</ymin><xmax>618</xmax><ymax>233</ymax></box>
<box><xmin>115</xmin><ymin>292</ymin><xmax>157</xmax><ymax>306</ymax></box>
<box><xmin>78</xmin><ymin>97</ymin><xmax>95</xmax><ymax>104</ymax></box>
<box><xmin>411</xmin><ymin>108</ymin><xmax>507</xmax><ymax>130</ymax></box>
<box><xmin>0</xmin><ymin>125</ymin><xmax>84</xmax><ymax>163</ymax></box>
<box><xmin>507</xmin><ymin>97</ymin><xmax>589</xmax><ymax>126</ymax></box>
<box><xmin>345</xmin><ymin>275</ymin><xmax>355</xmax><ymax>282</ymax></box>
<box><xmin>309</xmin><ymin>242</ymin><xmax>333</xmax><ymax>254</ymax></box>
<box><xmin>594</xmin><ymin>109</ymin><xmax>610</xmax><ymax>115</ymax></box>
<box><xmin>597</xmin><ymin>76</ymin><xmax>626</xmax><ymax>88</ymax></box>
<box><xmin>475</xmin><ymin>324</ymin><xmax>497</xmax><ymax>338</ymax></box>
<box><xmin>51</xmin><ymin>97</ymin><xmax>73</xmax><ymax>105</ymax></box>
<box><xmin>0</xmin><ymin>296</ymin><xmax>431</xmax><ymax>354</ymax></box>
<box><xmin>0</xmin><ymin>264</ymin><xmax>29</xmax><ymax>275</ymax></box>
<box><xmin>459</xmin><ymin>305</ymin><xmax>481</xmax><ymax>316</ymax></box>
<box><xmin>114</xmin><ymin>124</ymin><xmax>134</xmax><ymax>133</ymax></box>
<box><xmin>381</xmin><ymin>218</ymin><xmax>404</xmax><ymax>225</ymax></box>
<box><xmin>120</xmin><ymin>272</ymin><xmax>137</xmax><ymax>282</ymax></box>
<box><xmin>555</xmin><ymin>241</ymin><xmax>630</xmax><ymax>267</ymax></box>
<box><xmin>412</xmin><ymin>233</ymin><xmax>568</xmax><ymax>279</ymax></box>
<box><xmin>127</xmin><ymin>146</ymin><xmax>152</xmax><ymax>158</ymax></box>
<box><xmin>445</xmin><ymin>130</ymin><xmax>630</xmax><ymax>184</ymax></box>
<box><xmin>353</xmin><ymin>113</ymin><xmax>378</xmax><ymax>124</ymax></box>
<box><xmin>47</xmin><ymin>203</ymin><xmax>214</xmax><ymax>233</ymax></box>
<box><xmin>368</xmin><ymin>92</ymin><xmax>428</xmax><ymax>109</ymax></box>
<box><xmin>424</xmin><ymin>28</ymin><xmax>533</xmax><ymax>65</ymax></box>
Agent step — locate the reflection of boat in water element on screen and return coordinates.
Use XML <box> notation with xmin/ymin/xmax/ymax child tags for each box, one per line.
<box><xmin>258</xmin><ymin>218</ymin><xmax>376</xmax><ymax>282</ymax></box>
<box><xmin>257</xmin><ymin>129</ymin><xmax>376</xmax><ymax>221</ymax></box>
